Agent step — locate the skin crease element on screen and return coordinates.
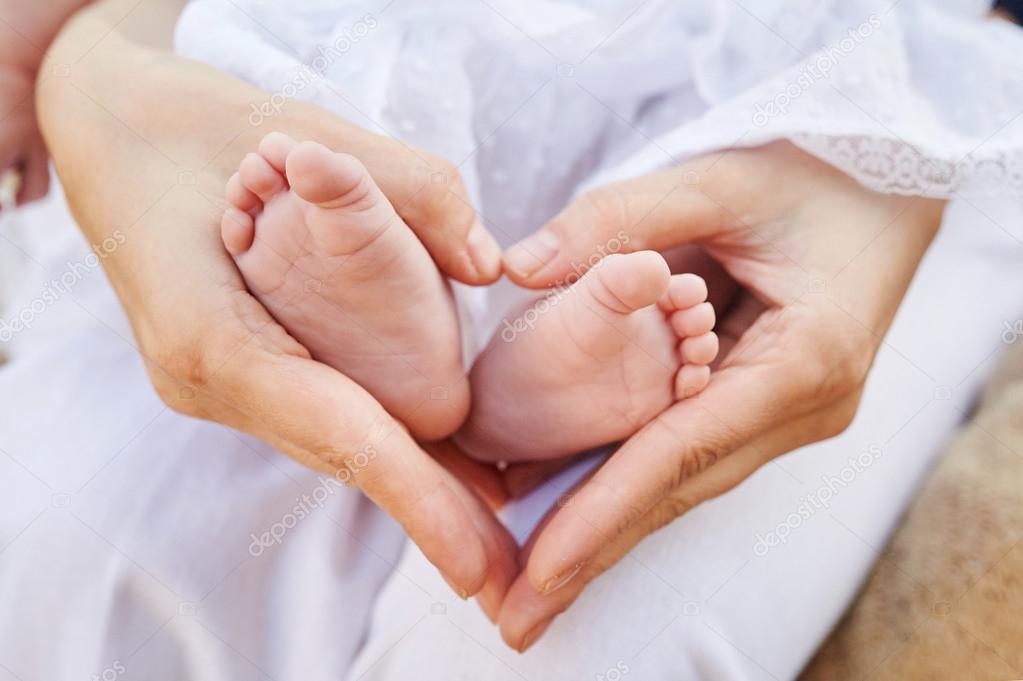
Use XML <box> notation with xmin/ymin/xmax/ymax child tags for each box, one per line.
<box><xmin>34</xmin><ymin>0</ymin><xmax>946</xmax><ymax>655</ymax></box>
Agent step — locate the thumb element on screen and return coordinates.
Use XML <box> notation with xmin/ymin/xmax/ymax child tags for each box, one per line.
<box><xmin>178</xmin><ymin>339</ymin><xmax>495</xmax><ymax>598</ymax></box>
<box><xmin>502</xmin><ymin>165</ymin><xmax>731</xmax><ymax>288</ymax></box>
<box><xmin>388</xmin><ymin>157</ymin><xmax>504</xmax><ymax>286</ymax></box>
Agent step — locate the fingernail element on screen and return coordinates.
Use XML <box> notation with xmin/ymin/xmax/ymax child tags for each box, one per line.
<box><xmin>467</xmin><ymin>220</ymin><xmax>502</xmax><ymax>280</ymax></box>
<box><xmin>504</xmin><ymin>229</ymin><xmax>560</xmax><ymax>278</ymax></box>
<box><xmin>518</xmin><ymin>619</ymin><xmax>552</xmax><ymax>654</ymax></box>
<box><xmin>441</xmin><ymin>573</ymin><xmax>470</xmax><ymax>600</ymax></box>
<box><xmin>539</xmin><ymin>562</ymin><xmax>583</xmax><ymax>595</ymax></box>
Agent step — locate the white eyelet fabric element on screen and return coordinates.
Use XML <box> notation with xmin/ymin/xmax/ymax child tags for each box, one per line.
<box><xmin>176</xmin><ymin>0</ymin><xmax>1023</xmax><ymax>216</ymax></box>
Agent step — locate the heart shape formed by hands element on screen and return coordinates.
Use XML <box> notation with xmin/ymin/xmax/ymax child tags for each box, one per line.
<box><xmin>381</xmin><ymin>142</ymin><xmax>943</xmax><ymax>652</ymax></box>
<box><xmin>42</xmin><ymin>37</ymin><xmax>941</xmax><ymax>650</ymax></box>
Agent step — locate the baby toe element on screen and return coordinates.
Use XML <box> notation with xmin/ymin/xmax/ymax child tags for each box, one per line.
<box><xmin>221</xmin><ymin>206</ymin><xmax>255</xmax><ymax>255</ymax></box>
<box><xmin>680</xmin><ymin>331</ymin><xmax>719</xmax><ymax>365</ymax></box>
<box><xmin>225</xmin><ymin>172</ymin><xmax>261</xmax><ymax>214</ymax></box>
<box><xmin>239</xmin><ymin>152</ymin><xmax>288</xmax><ymax>202</ymax></box>
<box><xmin>258</xmin><ymin>132</ymin><xmax>298</xmax><ymax>173</ymax></box>
<box><xmin>658</xmin><ymin>273</ymin><xmax>708</xmax><ymax>311</ymax></box>
<box><xmin>671</xmin><ymin>302</ymin><xmax>716</xmax><ymax>337</ymax></box>
<box><xmin>675</xmin><ymin>364</ymin><xmax>711</xmax><ymax>399</ymax></box>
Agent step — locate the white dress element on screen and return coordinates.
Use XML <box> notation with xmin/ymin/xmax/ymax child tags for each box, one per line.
<box><xmin>1</xmin><ymin>1</ymin><xmax>1021</xmax><ymax>679</ymax></box>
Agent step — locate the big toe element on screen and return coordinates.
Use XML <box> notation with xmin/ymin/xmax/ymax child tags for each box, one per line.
<box><xmin>590</xmin><ymin>251</ymin><xmax>671</xmax><ymax>313</ymax></box>
<box><xmin>284</xmin><ymin>142</ymin><xmax>399</xmax><ymax>256</ymax></box>
<box><xmin>285</xmin><ymin>141</ymin><xmax>376</xmax><ymax>209</ymax></box>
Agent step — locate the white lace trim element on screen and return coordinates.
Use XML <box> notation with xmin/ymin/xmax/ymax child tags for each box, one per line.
<box><xmin>793</xmin><ymin>135</ymin><xmax>1023</xmax><ymax>198</ymax></box>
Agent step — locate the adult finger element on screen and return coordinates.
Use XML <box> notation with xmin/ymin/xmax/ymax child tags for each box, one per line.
<box><xmin>17</xmin><ymin>143</ymin><xmax>50</xmax><ymax>205</ymax></box>
<box><xmin>427</xmin><ymin>439</ymin><xmax>509</xmax><ymax>511</ymax></box>
<box><xmin>0</xmin><ymin>124</ymin><xmax>24</xmax><ymax>193</ymax></box>
<box><xmin>502</xmin><ymin>164</ymin><xmax>734</xmax><ymax>287</ymax></box>
<box><xmin>426</xmin><ymin>441</ymin><xmax>520</xmax><ymax>622</ymax></box>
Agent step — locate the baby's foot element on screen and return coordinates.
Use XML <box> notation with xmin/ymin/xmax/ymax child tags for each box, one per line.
<box><xmin>455</xmin><ymin>251</ymin><xmax>717</xmax><ymax>461</ymax></box>
<box><xmin>221</xmin><ymin>133</ymin><xmax>468</xmax><ymax>440</ymax></box>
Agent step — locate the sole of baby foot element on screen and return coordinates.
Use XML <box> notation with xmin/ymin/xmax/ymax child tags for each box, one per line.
<box><xmin>221</xmin><ymin>132</ymin><xmax>469</xmax><ymax>441</ymax></box>
<box><xmin>455</xmin><ymin>251</ymin><xmax>717</xmax><ymax>462</ymax></box>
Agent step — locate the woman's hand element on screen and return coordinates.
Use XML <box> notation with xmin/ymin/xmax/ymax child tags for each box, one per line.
<box><xmin>0</xmin><ymin>0</ymin><xmax>97</xmax><ymax>205</ymax></box>
<box><xmin>0</xmin><ymin>65</ymin><xmax>48</xmax><ymax>205</ymax></box>
<box><xmin>496</xmin><ymin>141</ymin><xmax>946</xmax><ymax>650</ymax></box>
<box><xmin>36</xmin><ymin>1</ymin><xmax>514</xmax><ymax>615</ymax></box>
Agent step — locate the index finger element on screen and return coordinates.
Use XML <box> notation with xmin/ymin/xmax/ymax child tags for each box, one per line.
<box><xmin>503</xmin><ymin>164</ymin><xmax>732</xmax><ymax>288</ymax></box>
